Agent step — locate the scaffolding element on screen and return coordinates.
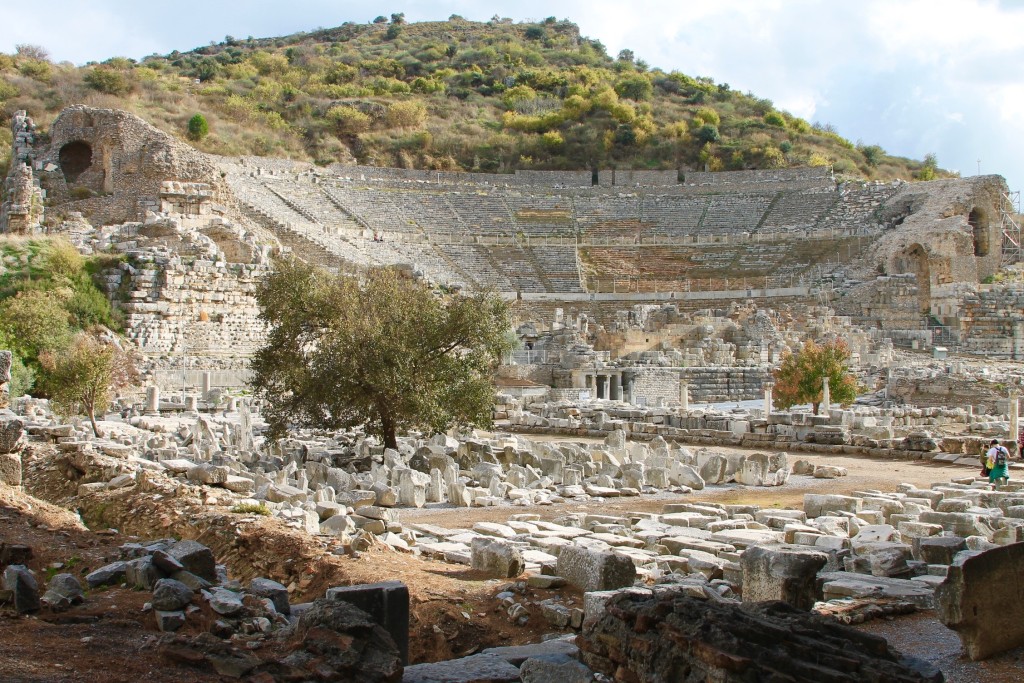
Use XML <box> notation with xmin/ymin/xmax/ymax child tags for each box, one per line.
<box><xmin>1002</xmin><ymin>190</ymin><xmax>1022</xmax><ymax>264</ymax></box>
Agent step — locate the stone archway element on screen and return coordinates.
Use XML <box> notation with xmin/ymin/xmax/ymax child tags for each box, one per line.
<box><xmin>969</xmin><ymin>208</ymin><xmax>989</xmax><ymax>257</ymax></box>
<box><xmin>59</xmin><ymin>140</ymin><xmax>93</xmax><ymax>184</ymax></box>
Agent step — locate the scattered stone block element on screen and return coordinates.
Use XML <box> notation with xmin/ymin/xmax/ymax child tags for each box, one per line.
<box><xmin>326</xmin><ymin>580</ymin><xmax>410</xmax><ymax>665</ymax></box>
<box><xmin>471</xmin><ymin>537</ymin><xmax>524</xmax><ymax>578</ymax></box>
<box><xmin>938</xmin><ymin>542</ymin><xmax>1024</xmax><ymax>660</ymax></box>
<box><xmin>556</xmin><ymin>544</ymin><xmax>636</xmax><ymax>592</ymax></box>
<box><xmin>740</xmin><ymin>544</ymin><xmax>828</xmax><ymax>610</ymax></box>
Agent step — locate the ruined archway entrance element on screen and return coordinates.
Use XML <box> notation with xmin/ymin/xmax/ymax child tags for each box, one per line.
<box><xmin>968</xmin><ymin>208</ymin><xmax>989</xmax><ymax>257</ymax></box>
<box><xmin>59</xmin><ymin>141</ymin><xmax>93</xmax><ymax>184</ymax></box>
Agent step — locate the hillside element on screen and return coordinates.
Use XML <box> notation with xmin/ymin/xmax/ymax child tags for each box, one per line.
<box><xmin>0</xmin><ymin>15</ymin><xmax>952</xmax><ymax>181</ymax></box>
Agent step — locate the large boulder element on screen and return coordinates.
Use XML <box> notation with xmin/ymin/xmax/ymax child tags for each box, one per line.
<box><xmin>2</xmin><ymin>564</ymin><xmax>39</xmax><ymax>612</ymax></box>
<box><xmin>167</xmin><ymin>540</ymin><xmax>217</xmax><ymax>582</ymax></box>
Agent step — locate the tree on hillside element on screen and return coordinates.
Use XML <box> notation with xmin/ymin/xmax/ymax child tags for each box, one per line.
<box><xmin>772</xmin><ymin>339</ymin><xmax>859</xmax><ymax>414</ymax></box>
<box><xmin>250</xmin><ymin>260</ymin><xmax>515</xmax><ymax>449</ymax></box>
<box><xmin>187</xmin><ymin>113</ymin><xmax>209</xmax><ymax>141</ymax></box>
<box><xmin>38</xmin><ymin>329</ymin><xmax>138</xmax><ymax>437</ymax></box>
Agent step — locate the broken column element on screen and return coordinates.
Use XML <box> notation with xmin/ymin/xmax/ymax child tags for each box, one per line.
<box><xmin>1010</xmin><ymin>392</ymin><xmax>1019</xmax><ymax>454</ymax></box>
<box><xmin>764</xmin><ymin>381</ymin><xmax>774</xmax><ymax>415</ymax></box>
<box><xmin>679</xmin><ymin>380</ymin><xmax>689</xmax><ymax>411</ymax></box>
<box><xmin>821</xmin><ymin>376</ymin><xmax>831</xmax><ymax>414</ymax></box>
<box><xmin>146</xmin><ymin>386</ymin><xmax>160</xmax><ymax>414</ymax></box>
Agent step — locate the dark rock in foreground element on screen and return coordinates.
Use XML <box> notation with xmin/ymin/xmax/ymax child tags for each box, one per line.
<box><xmin>577</xmin><ymin>591</ymin><xmax>943</xmax><ymax>682</ymax></box>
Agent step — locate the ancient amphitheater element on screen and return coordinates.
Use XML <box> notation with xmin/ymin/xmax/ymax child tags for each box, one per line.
<box><xmin>3</xmin><ymin>106</ymin><xmax>1024</xmax><ymax>680</ymax></box>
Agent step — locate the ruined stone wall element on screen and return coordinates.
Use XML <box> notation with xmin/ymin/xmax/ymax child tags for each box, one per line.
<box><xmin>0</xmin><ymin>111</ymin><xmax>44</xmax><ymax>234</ymax></box>
<box><xmin>959</xmin><ymin>285</ymin><xmax>1024</xmax><ymax>359</ymax></box>
<box><xmin>103</xmin><ymin>251</ymin><xmax>269</xmax><ymax>359</ymax></box>
<box><xmin>628</xmin><ymin>367</ymin><xmax>681</xmax><ymax>405</ymax></box>
<box><xmin>685</xmin><ymin>167</ymin><xmax>833</xmax><ymax>188</ymax></box>
<box><xmin>680</xmin><ymin>367</ymin><xmax>769</xmax><ymax>402</ymax></box>
<box><xmin>867</xmin><ymin>175</ymin><xmax>1007</xmax><ymax>285</ymax></box>
<box><xmin>30</xmin><ymin>106</ymin><xmax>234</xmax><ymax>226</ymax></box>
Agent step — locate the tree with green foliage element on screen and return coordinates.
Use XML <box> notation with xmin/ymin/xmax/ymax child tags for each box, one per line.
<box><xmin>83</xmin><ymin>67</ymin><xmax>132</xmax><ymax>95</ymax></box>
<box><xmin>695</xmin><ymin>124</ymin><xmax>720</xmax><ymax>144</ymax></box>
<box><xmin>772</xmin><ymin>339</ymin><xmax>859</xmax><ymax>415</ymax></box>
<box><xmin>38</xmin><ymin>329</ymin><xmax>138</xmax><ymax>437</ymax></box>
<box><xmin>187</xmin><ymin>113</ymin><xmax>209</xmax><ymax>141</ymax></box>
<box><xmin>250</xmin><ymin>260</ymin><xmax>515</xmax><ymax>448</ymax></box>
<box><xmin>614</xmin><ymin>74</ymin><xmax>652</xmax><ymax>101</ymax></box>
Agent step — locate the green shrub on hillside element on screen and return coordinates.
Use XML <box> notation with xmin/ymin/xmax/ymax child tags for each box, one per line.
<box><xmin>187</xmin><ymin>113</ymin><xmax>209</xmax><ymax>141</ymax></box>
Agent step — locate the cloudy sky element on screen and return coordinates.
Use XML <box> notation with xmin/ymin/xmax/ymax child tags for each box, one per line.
<box><xmin>4</xmin><ymin>0</ymin><xmax>1023</xmax><ymax>194</ymax></box>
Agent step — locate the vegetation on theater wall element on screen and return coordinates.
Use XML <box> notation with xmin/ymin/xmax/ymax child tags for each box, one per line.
<box><xmin>0</xmin><ymin>19</ymin><xmax>950</xmax><ymax>180</ymax></box>
<box><xmin>251</xmin><ymin>259</ymin><xmax>514</xmax><ymax>449</ymax></box>
<box><xmin>0</xmin><ymin>237</ymin><xmax>126</xmax><ymax>399</ymax></box>
<box><xmin>772</xmin><ymin>339</ymin><xmax>860</xmax><ymax>415</ymax></box>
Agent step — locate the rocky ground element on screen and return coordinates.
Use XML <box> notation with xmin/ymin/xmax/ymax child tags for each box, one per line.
<box><xmin>2</xmin><ymin>442</ymin><xmax>1023</xmax><ymax>681</ymax></box>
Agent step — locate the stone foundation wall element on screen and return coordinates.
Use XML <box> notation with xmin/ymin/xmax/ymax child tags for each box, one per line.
<box><xmin>959</xmin><ymin>286</ymin><xmax>1024</xmax><ymax>359</ymax></box>
<box><xmin>105</xmin><ymin>253</ymin><xmax>269</xmax><ymax>358</ymax></box>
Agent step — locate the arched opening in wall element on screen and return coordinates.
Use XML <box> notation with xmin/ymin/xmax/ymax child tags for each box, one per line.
<box><xmin>968</xmin><ymin>208</ymin><xmax>989</xmax><ymax>256</ymax></box>
<box><xmin>902</xmin><ymin>244</ymin><xmax>931</xmax><ymax>314</ymax></box>
<box><xmin>59</xmin><ymin>141</ymin><xmax>93</xmax><ymax>184</ymax></box>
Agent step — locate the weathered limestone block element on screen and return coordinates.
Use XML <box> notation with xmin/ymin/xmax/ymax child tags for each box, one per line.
<box><xmin>735</xmin><ymin>452</ymin><xmax>789</xmax><ymax>486</ymax></box>
<box><xmin>397</xmin><ymin>469</ymin><xmax>430</xmax><ymax>508</ymax></box>
<box><xmin>938</xmin><ymin>542</ymin><xmax>1024</xmax><ymax>660</ymax></box>
<box><xmin>0</xmin><ymin>452</ymin><xmax>21</xmax><ymax>486</ymax></box>
<box><xmin>740</xmin><ymin>544</ymin><xmax>829</xmax><ymax>610</ymax></box>
<box><xmin>471</xmin><ymin>537</ymin><xmax>525</xmax><ymax>578</ymax></box>
<box><xmin>697</xmin><ymin>453</ymin><xmax>729</xmax><ymax>484</ymax></box>
<box><xmin>915</xmin><ymin>536</ymin><xmax>967</xmax><ymax>565</ymax></box>
<box><xmin>0</xmin><ymin>410</ymin><xmax>25</xmax><ymax>455</ymax></box>
<box><xmin>556</xmin><ymin>544</ymin><xmax>636</xmax><ymax>592</ymax></box>
<box><xmin>167</xmin><ymin>540</ymin><xmax>217</xmax><ymax>582</ymax></box>
<box><xmin>803</xmin><ymin>494</ymin><xmax>862</xmax><ymax>518</ymax></box>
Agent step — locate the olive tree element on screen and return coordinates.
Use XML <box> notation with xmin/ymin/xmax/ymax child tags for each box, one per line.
<box><xmin>250</xmin><ymin>260</ymin><xmax>515</xmax><ymax>448</ymax></box>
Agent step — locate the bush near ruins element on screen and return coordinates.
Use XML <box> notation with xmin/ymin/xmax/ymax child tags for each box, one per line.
<box><xmin>38</xmin><ymin>328</ymin><xmax>139</xmax><ymax>437</ymax></box>
<box><xmin>0</xmin><ymin>238</ymin><xmax>124</xmax><ymax>392</ymax></box>
<box><xmin>772</xmin><ymin>339</ymin><xmax>859</xmax><ymax>414</ymax></box>
<box><xmin>250</xmin><ymin>260</ymin><xmax>515</xmax><ymax>449</ymax></box>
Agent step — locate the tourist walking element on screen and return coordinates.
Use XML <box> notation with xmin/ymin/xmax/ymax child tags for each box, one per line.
<box><xmin>985</xmin><ymin>439</ymin><xmax>1010</xmax><ymax>485</ymax></box>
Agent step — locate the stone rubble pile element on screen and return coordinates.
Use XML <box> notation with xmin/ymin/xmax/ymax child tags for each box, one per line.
<box><xmin>16</xmin><ymin>391</ymin><xmax>800</xmax><ymax>550</ymax></box>
<box><xmin>406</xmin><ymin>474</ymin><xmax>1024</xmax><ymax>655</ymax></box>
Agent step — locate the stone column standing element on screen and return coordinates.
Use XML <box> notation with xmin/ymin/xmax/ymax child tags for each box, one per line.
<box><xmin>679</xmin><ymin>381</ymin><xmax>689</xmax><ymax>411</ymax></box>
<box><xmin>764</xmin><ymin>382</ymin><xmax>774</xmax><ymax>415</ymax></box>
<box><xmin>1010</xmin><ymin>392</ymin><xmax>1020</xmax><ymax>454</ymax></box>
<box><xmin>821</xmin><ymin>377</ymin><xmax>831</xmax><ymax>414</ymax></box>
<box><xmin>145</xmin><ymin>386</ymin><xmax>160</xmax><ymax>415</ymax></box>
<box><xmin>201</xmin><ymin>372</ymin><xmax>212</xmax><ymax>396</ymax></box>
